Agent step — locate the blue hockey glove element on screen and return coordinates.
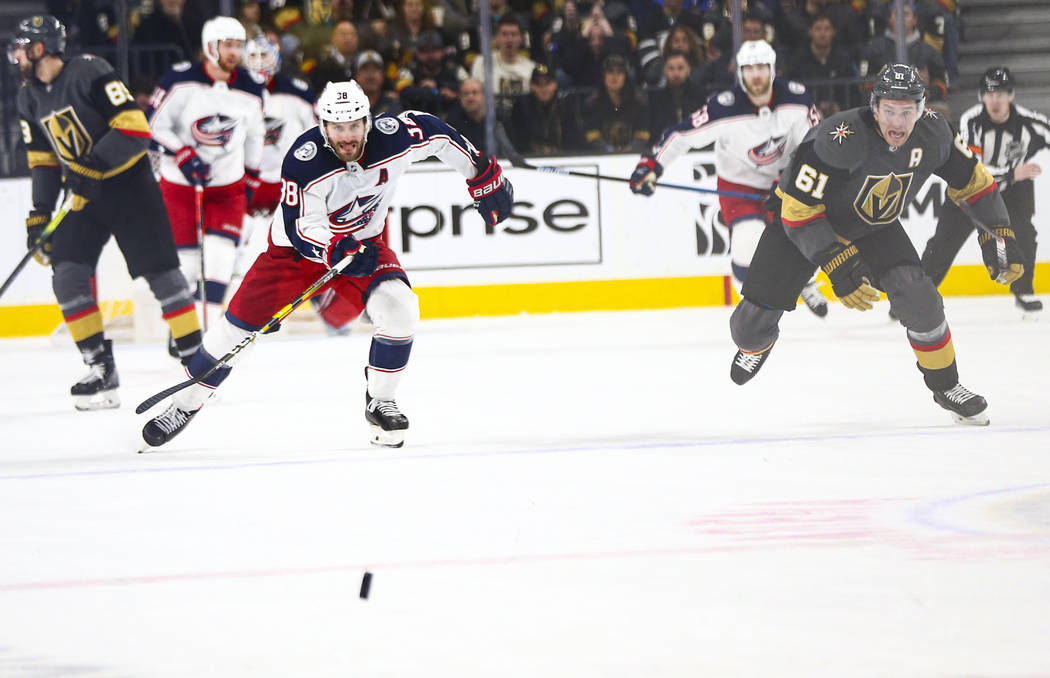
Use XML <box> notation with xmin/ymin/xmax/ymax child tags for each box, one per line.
<box><xmin>175</xmin><ymin>146</ymin><xmax>211</xmax><ymax>185</ymax></box>
<box><xmin>629</xmin><ymin>156</ymin><xmax>662</xmax><ymax>196</ymax></box>
<box><xmin>467</xmin><ymin>156</ymin><xmax>513</xmax><ymax>226</ymax></box>
<box><xmin>326</xmin><ymin>234</ymin><xmax>379</xmax><ymax>277</ymax></box>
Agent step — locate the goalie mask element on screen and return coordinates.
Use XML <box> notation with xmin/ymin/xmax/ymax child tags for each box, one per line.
<box><xmin>244</xmin><ymin>35</ymin><xmax>281</xmax><ymax>79</ymax></box>
<box><xmin>202</xmin><ymin>16</ymin><xmax>246</xmax><ymax>68</ymax></box>
<box><xmin>317</xmin><ymin>80</ymin><xmax>372</xmax><ymax>159</ymax></box>
<box><xmin>736</xmin><ymin>40</ymin><xmax>776</xmax><ymax>92</ymax></box>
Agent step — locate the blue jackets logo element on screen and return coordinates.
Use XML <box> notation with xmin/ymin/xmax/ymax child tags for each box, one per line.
<box><xmin>191</xmin><ymin>114</ymin><xmax>237</xmax><ymax>147</ymax></box>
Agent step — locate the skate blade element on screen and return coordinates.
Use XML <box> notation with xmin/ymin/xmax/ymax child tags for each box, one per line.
<box><xmin>74</xmin><ymin>391</ymin><xmax>120</xmax><ymax>411</ymax></box>
<box><xmin>369</xmin><ymin>424</ymin><xmax>405</xmax><ymax>448</ymax></box>
<box><xmin>949</xmin><ymin>411</ymin><xmax>990</xmax><ymax>426</ymax></box>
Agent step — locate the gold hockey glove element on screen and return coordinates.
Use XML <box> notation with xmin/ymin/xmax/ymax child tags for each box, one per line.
<box><xmin>978</xmin><ymin>227</ymin><xmax>1024</xmax><ymax>285</ymax></box>
<box><xmin>814</xmin><ymin>241</ymin><xmax>880</xmax><ymax>311</ymax></box>
<box><xmin>26</xmin><ymin>211</ymin><xmax>52</xmax><ymax>266</ymax></box>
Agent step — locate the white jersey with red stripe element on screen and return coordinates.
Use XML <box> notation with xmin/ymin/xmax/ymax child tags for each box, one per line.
<box><xmin>272</xmin><ymin>110</ymin><xmax>480</xmax><ymax>261</ymax></box>
<box><xmin>651</xmin><ymin>79</ymin><xmax>820</xmax><ymax>192</ymax></box>
<box><xmin>147</xmin><ymin>61</ymin><xmax>266</xmax><ymax>188</ymax></box>
<box><xmin>260</xmin><ymin>75</ymin><xmax>317</xmax><ymax>183</ymax></box>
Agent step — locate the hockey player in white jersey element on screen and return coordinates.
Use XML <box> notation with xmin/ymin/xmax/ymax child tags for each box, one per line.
<box><xmin>147</xmin><ymin>16</ymin><xmax>265</xmax><ymax>331</ymax></box>
<box><xmin>630</xmin><ymin>40</ymin><xmax>829</xmax><ymax>316</ymax></box>
<box><xmin>141</xmin><ymin>80</ymin><xmax>515</xmax><ymax>450</ymax></box>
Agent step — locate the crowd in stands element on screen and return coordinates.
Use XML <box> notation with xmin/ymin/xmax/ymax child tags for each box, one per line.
<box><xmin>42</xmin><ymin>0</ymin><xmax>962</xmax><ymax>158</ymax></box>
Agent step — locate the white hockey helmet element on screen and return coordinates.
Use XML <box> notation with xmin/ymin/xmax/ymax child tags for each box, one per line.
<box><xmin>736</xmin><ymin>39</ymin><xmax>776</xmax><ymax>90</ymax></box>
<box><xmin>317</xmin><ymin>80</ymin><xmax>372</xmax><ymax>151</ymax></box>
<box><xmin>202</xmin><ymin>16</ymin><xmax>246</xmax><ymax>67</ymax></box>
<box><xmin>244</xmin><ymin>35</ymin><xmax>280</xmax><ymax>77</ymax></box>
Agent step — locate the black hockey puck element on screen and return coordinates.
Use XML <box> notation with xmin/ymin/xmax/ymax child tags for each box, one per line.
<box><xmin>360</xmin><ymin>571</ymin><xmax>372</xmax><ymax>599</ymax></box>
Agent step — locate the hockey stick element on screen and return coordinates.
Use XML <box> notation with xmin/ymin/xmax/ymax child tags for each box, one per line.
<box><xmin>0</xmin><ymin>192</ymin><xmax>74</xmax><ymax>300</ymax></box>
<box><xmin>194</xmin><ymin>181</ymin><xmax>207</xmax><ymax>331</ymax></box>
<box><xmin>134</xmin><ymin>247</ymin><xmax>362</xmax><ymax>414</ymax></box>
<box><xmin>514</xmin><ymin>162</ymin><xmax>765</xmax><ymax>200</ymax></box>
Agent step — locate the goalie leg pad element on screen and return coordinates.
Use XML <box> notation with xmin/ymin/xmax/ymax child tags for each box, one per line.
<box><xmin>729</xmin><ymin>217</ymin><xmax>766</xmax><ymax>291</ymax></box>
<box><xmin>365</xmin><ymin>279</ymin><xmax>419</xmax><ymax>400</ymax></box>
<box><xmin>730</xmin><ymin>298</ymin><xmax>783</xmax><ymax>353</ymax></box>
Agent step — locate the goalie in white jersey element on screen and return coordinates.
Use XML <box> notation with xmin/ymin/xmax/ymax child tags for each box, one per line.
<box><xmin>147</xmin><ymin>16</ymin><xmax>266</xmax><ymax>331</ymax></box>
<box><xmin>141</xmin><ymin>80</ymin><xmax>515</xmax><ymax>450</ymax></box>
<box><xmin>629</xmin><ymin>40</ymin><xmax>829</xmax><ymax>316</ymax></box>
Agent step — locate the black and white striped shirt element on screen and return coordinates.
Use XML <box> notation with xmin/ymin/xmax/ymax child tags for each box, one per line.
<box><xmin>957</xmin><ymin>102</ymin><xmax>1050</xmax><ymax>190</ymax></box>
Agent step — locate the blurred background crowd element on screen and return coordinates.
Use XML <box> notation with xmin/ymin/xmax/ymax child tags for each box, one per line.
<box><xmin>1</xmin><ymin>0</ymin><xmax>968</xmax><ymax>172</ymax></box>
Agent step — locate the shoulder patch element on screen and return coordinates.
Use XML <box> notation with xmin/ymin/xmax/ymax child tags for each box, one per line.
<box><xmin>292</xmin><ymin>78</ymin><xmax>310</xmax><ymax>91</ymax></box>
<box><xmin>788</xmin><ymin>80</ymin><xmax>805</xmax><ymax>95</ymax></box>
<box><xmin>829</xmin><ymin>121</ymin><xmax>855</xmax><ymax>145</ymax></box>
<box><xmin>375</xmin><ymin>117</ymin><xmax>400</xmax><ymax>134</ymax></box>
<box><xmin>294</xmin><ymin>141</ymin><xmax>318</xmax><ymax>161</ymax></box>
<box><xmin>717</xmin><ymin>90</ymin><xmax>735</xmax><ymax>107</ymax></box>
<box><xmin>173</xmin><ymin>61</ymin><xmax>192</xmax><ymax>72</ymax></box>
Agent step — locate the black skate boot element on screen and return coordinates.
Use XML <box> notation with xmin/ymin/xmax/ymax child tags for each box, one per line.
<box><xmin>141</xmin><ymin>402</ymin><xmax>200</xmax><ymax>449</ymax></box>
<box><xmin>800</xmin><ymin>280</ymin><xmax>829</xmax><ymax>318</ymax></box>
<box><xmin>932</xmin><ymin>383</ymin><xmax>989</xmax><ymax>426</ymax></box>
<box><xmin>71</xmin><ymin>339</ymin><xmax>120</xmax><ymax>410</ymax></box>
<box><xmin>365</xmin><ymin>390</ymin><xmax>409</xmax><ymax>448</ymax></box>
<box><xmin>1015</xmin><ymin>294</ymin><xmax>1043</xmax><ymax>313</ymax></box>
<box><xmin>730</xmin><ymin>342</ymin><xmax>775</xmax><ymax>385</ymax></box>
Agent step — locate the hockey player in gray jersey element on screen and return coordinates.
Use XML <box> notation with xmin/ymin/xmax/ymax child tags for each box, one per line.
<box><xmin>12</xmin><ymin>14</ymin><xmax>202</xmax><ymax>410</ymax></box>
<box><xmin>727</xmin><ymin>64</ymin><xmax>1024</xmax><ymax>425</ymax></box>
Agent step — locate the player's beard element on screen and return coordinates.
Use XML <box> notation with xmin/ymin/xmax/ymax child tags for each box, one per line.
<box><xmin>745</xmin><ymin>76</ymin><xmax>771</xmax><ymax>98</ymax></box>
<box><xmin>333</xmin><ymin>138</ymin><xmax>363</xmax><ymax>163</ymax></box>
<box><xmin>219</xmin><ymin>53</ymin><xmax>239</xmax><ymax>74</ymax></box>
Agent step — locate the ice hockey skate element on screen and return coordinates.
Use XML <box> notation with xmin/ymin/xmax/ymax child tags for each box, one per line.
<box><xmin>1015</xmin><ymin>294</ymin><xmax>1043</xmax><ymax>314</ymax></box>
<box><xmin>800</xmin><ymin>280</ymin><xmax>829</xmax><ymax>318</ymax></box>
<box><xmin>71</xmin><ymin>339</ymin><xmax>120</xmax><ymax>410</ymax></box>
<box><xmin>365</xmin><ymin>390</ymin><xmax>408</xmax><ymax>448</ymax></box>
<box><xmin>933</xmin><ymin>383</ymin><xmax>989</xmax><ymax>426</ymax></box>
<box><xmin>141</xmin><ymin>402</ymin><xmax>201</xmax><ymax>449</ymax></box>
<box><xmin>730</xmin><ymin>342</ymin><xmax>774</xmax><ymax>385</ymax></box>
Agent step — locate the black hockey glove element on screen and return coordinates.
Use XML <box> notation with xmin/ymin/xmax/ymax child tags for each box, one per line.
<box><xmin>978</xmin><ymin>227</ymin><xmax>1024</xmax><ymax>285</ymax></box>
<box><xmin>244</xmin><ymin>167</ymin><xmax>262</xmax><ymax>205</ymax></box>
<box><xmin>26</xmin><ymin>211</ymin><xmax>52</xmax><ymax>266</ymax></box>
<box><xmin>629</xmin><ymin>156</ymin><xmax>662</xmax><ymax>196</ymax></box>
<box><xmin>326</xmin><ymin>234</ymin><xmax>379</xmax><ymax>277</ymax></box>
<box><xmin>65</xmin><ymin>158</ymin><xmax>104</xmax><ymax>211</ymax></box>
<box><xmin>175</xmin><ymin>146</ymin><xmax>211</xmax><ymax>185</ymax></box>
<box><xmin>814</xmin><ymin>241</ymin><xmax>880</xmax><ymax>311</ymax></box>
<box><xmin>468</xmin><ymin>156</ymin><xmax>513</xmax><ymax>226</ymax></box>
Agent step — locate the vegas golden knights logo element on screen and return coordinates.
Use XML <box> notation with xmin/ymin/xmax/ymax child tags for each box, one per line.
<box><xmin>41</xmin><ymin>106</ymin><xmax>93</xmax><ymax>162</ymax></box>
<box><xmin>853</xmin><ymin>172</ymin><xmax>913</xmax><ymax>225</ymax></box>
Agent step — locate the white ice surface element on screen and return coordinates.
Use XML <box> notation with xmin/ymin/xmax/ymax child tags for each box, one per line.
<box><xmin>1</xmin><ymin>297</ymin><xmax>1049</xmax><ymax>678</ymax></box>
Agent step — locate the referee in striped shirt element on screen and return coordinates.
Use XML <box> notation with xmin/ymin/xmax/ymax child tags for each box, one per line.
<box><xmin>921</xmin><ymin>67</ymin><xmax>1050</xmax><ymax>312</ymax></box>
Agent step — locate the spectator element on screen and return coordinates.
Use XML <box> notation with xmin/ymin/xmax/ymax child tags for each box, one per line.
<box><xmin>131</xmin><ymin>0</ymin><xmax>195</xmax><ymax>79</ymax></box>
<box><xmin>237</xmin><ymin>0</ymin><xmax>264</xmax><ymax>38</ymax></box>
<box><xmin>780</xmin><ymin>0</ymin><xmax>867</xmax><ymax>63</ymax></box>
<box><xmin>694</xmin><ymin>26</ymin><xmax>733</xmax><ymax>93</ymax></box>
<box><xmin>550</xmin><ymin>6</ymin><xmax>632</xmax><ymax>89</ymax></box>
<box><xmin>398</xmin><ymin>29</ymin><xmax>466</xmax><ymax>116</ymax></box>
<box><xmin>383</xmin><ymin>0</ymin><xmax>440</xmax><ymax>66</ymax></box>
<box><xmin>662</xmin><ymin>24</ymin><xmax>707</xmax><ymax>88</ymax></box>
<box><xmin>309</xmin><ymin>18</ymin><xmax>361</xmax><ymax>91</ymax></box>
<box><xmin>354</xmin><ymin>50</ymin><xmax>404</xmax><ymax>117</ymax></box>
<box><xmin>471</xmin><ymin>15</ymin><xmax>536</xmax><ymax>115</ymax></box>
<box><xmin>445</xmin><ymin>78</ymin><xmax>522</xmax><ymax>161</ymax></box>
<box><xmin>636</xmin><ymin>0</ymin><xmax>705</xmax><ymax>86</ymax></box>
<box><xmin>648</xmin><ymin>52</ymin><xmax>706</xmax><ymax>140</ymax></box>
<box><xmin>860</xmin><ymin>0</ymin><xmax>947</xmax><ymax>100</ymax></box>
<box><xmin>509</xmin><ymin>63</ymin><xmax>582</xmax><ymax>154</ymax></box>
<box><xmin>582</xmin><ymin>54</ymin><xmax>650</xmax><ymax>153</ymax></box>
<box><xmin>782</xmin><ymin>12</ymin><xmax>857</xmax><ymax>110</ymax></box>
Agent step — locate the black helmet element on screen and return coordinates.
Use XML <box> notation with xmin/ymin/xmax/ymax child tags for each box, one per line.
<box><xmin>980</xmin><ymin>67</ymin><xmax>1015</xmax><ymax>94</ymax></box>
<box><xmin>12</xmin><ymin>15</ymin><xmax>67</xmax><ymax>58</ymax></box>
<box><xmin>870</xmin><ymin>63</ymin><xmax>926</xmax><ymax>109</ymax></box>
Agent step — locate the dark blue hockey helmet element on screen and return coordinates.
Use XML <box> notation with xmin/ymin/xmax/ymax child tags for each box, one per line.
<box><xmin>870</xmin><ymin>63</ymin><xmax>926</xmax><ymax>112</ymax></box>
<box><xmin>9</xmin><ymin>14</ymin><xmax>67</xmax><ymax>63</ymax></box>
<box><xmin>979</xmin><ymin>67</ymin><xmax>1015</xmax><ymax>95</ymax></box>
